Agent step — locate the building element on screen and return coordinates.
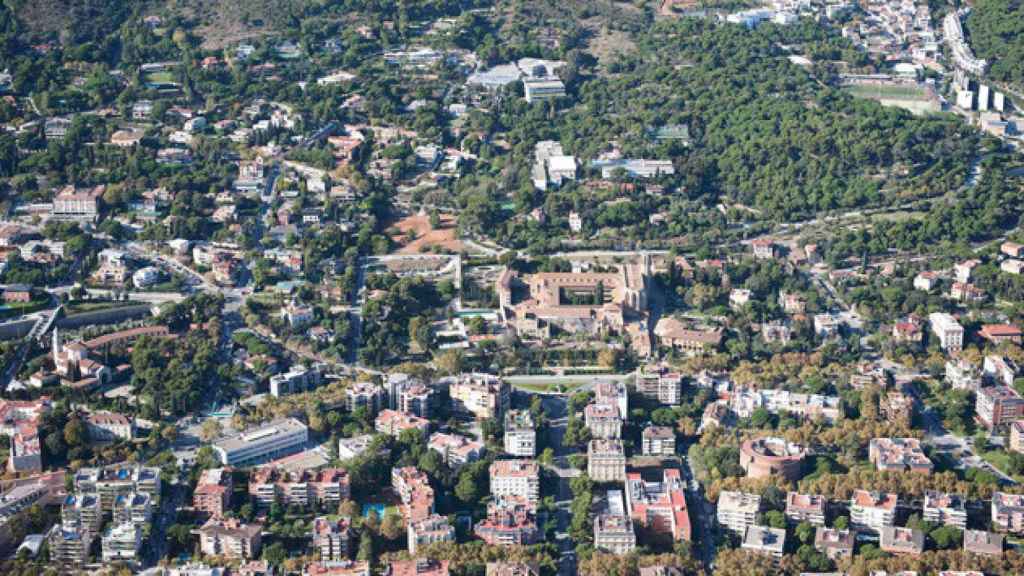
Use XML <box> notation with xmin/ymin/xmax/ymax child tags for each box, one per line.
<box><xmin>52</xmin><ymin>185</ymin><xmax>103</xmax><ymax>222</ymax></box>
<box><xmin>751</xmin><ymin>239</ymin><xmax>776</xmax><ymax>259</ymax></box>
<box><xmin>879</xmin><ymin>526</ymin><xmax>925</xmax><ymax>555</ymax></box>
<box><xmin>450</xmin><ymin>374</ymin><xmax>510</xmax><ymax>420</ymax></box>
<box><xmin>270</xmin><ymin>365</ymin><xmax>323</xmax><ymax>397</ymax></box>
<box><xmin>929</xmin><ymin>313</ymin><xmax>964</xmax><ymax>353</ymax></box>
<box><xmin>984</xmin><ymin>355</ymin><xmax>1019</xmax><ymax>388</ymax></box>
<box><xmin>474</xmin><ymin>495</ymin><xmax>540</xmax><ymax>546</ymax></box>
<box><xmin>923</xmin><ymin>491</ymin><xmax>967</xmax><ymax>529</ymax></box>
<box><xmin>740</xmin><ymin>437</ymin><xmax>806</xmax><ymax>481</ymax></box>
<box><xmin>1001</xmin><ymin>259</ymin><xmax>1024</xmax><ymax>275</ymax></box>
<box><xmin>977</xmin><ymin>386</ymin><xmax>1024</xmax><ymax>429</ymax></box>
<box><xmin>947</xmin><ymin>358</ymin><xmax>983</xmax><ymax>390</ymax></box>
<box><xmin>211</xmin><ymin>418</ymin><xmax>309</xmax><ymax>466</ymax></box>
<box><xmin>624</xmin><ymin>469</ymin><xmax>691</xmax><ymax>542</ymax></box>
<box><xmin>523</xmin><ymin>78</ymin><xmax>566</xmax><ymax>103</ymax></box>
<box><xmin>814</xmin><ymin>527</ymin><xmax>854</xmax><ymax>561</ymax></box>
<box><xmin>880</xmin><ymin>392</ymin><xmax>915</xmax><ymax>428</ymax></box>
<box><xmin>392</xmin><ymin>467</ymin><xmax>435</xmax><ymax>522</ymax></box>
<box><xmin>850</xmin><ymin>490</ymin><xmax>898</xmax><ymax>533</ymax></box>
<box><xmin>594</xmin><ymin>490</ymin><xmax>636</xmax><ymax>555</ymax></box>
<box><xmin>102</xmin><ymin>522</ymin><xmax>142</xmax><ymax>563</ymax></box>
<box><xmin>49</xmin><ymin>527</ymin><xmax>92</xmax><ymax>568</ymax></box>
<box><xmin>1011</xmin><ymin>421</ymin><xmax>1024</xmax><ymax>453</ymax></box>
<box><xmin>504</xmin><ymin>410</ymin><xmax>536</xmax><ymax>457</ymax></box>
<box><xmin>588</xmin><ymin>439</ymin><xmax>626</xmax><ymax>482</ymax></box>
<box><xmin>386</xmin><ymin>559</ymin><xmax>450</xmax><ymax>576</ymax></box>
<box><xmin>992</xmin><ymin>491</ymin><xmax>1024</xmax><ymax>533</ymax></box>
<box><xmin>653</xmin><ymin>319</ymin><xmax>723</xmax><ymax>355</ymax></box>
<box><xmin>914</xmin><ymin>271</ymin><xmax>939</xmax><ymax>291</ymax></box>
<box><xmin>74</xmin><ymin>464</ymin><xmax>161</xmax><ymax>509</ymax></box>
<box><xmin>85</xmin><ymin>411</ymin><xmax>133</xmax><ymax>441</ymax></box>
<box><xmin>305</xmin><ymin>561</ymin><xmax>370</xmax><ymax>576</ymax></box>
<box><xmin>113</xmin><ymin>492</ymin><xmax>152</xmax><ymax>528</ymax></box>
<box><xmin>375</xmin><ymin>410</ymin><xmax>431</xmax><ymax>437</ymax></box>
<box><xmin>785</xmin><ymin>492</ymin><xmax>826</xmax><ymax>526</ymax></box>
<box><xmin>194</xmin><ymin>468</ymin><xmax>233</xmax><ymax>518</ymax></box>
<box><xmin>338</xmin><ymin>434</ymin><xmax>385</xmax><ymax>461</ymax></box>
<box><xmin>346</xmin><ymin>381</ymin><xmax>385</xmax><ymax>414</ymax></box>
<box><xmin>62</xmin><ymin>493</ymin><xmax>103</xmax><ymax>533</ymax></box>
<box><xmin>716</xmin><ymin>491</ymin><xmax>760</xmax><ymax>535</ymax></box>
<box><xmin>490</xmin><ymin>459</ymin><xmax>540</xmax><ymax>504</ymax></box>
<box><xmin>634</xmin><ymin>367</ymin><xmax>682</xmax><ymax>405</ymax></box>
<box><xmin>963</xmin><ymin>529</ymin><xmax>1003</xmax><ymax>556</ymax></box>
<box><xmin>869</xmin><ymin>438</ymin><xmax>933</xmax><ymax>474</ymax></box>
<box><xmin>427</xmin><ymin>432</ymin><xmax>485</xmax><ymax>468</ymax></box>
<box><xmin>729</xmin><ymin>388</ymin><xmax>842</xmax><ymax>423</ymax></box>
<box><xmin>979</xmin><ymin>324</ymin><xmax>1023</xmax><ymax>345</ymax></box>
<box><xmin>585</xmin><ymin>402</ymin><xmax>622</xmax><ymax>439</ymax></box>
<box><xmin>398</xmin><ymin>384</ymin><xmax>434</xmax><ymax>418</ymax></box>
<box><xmin>312</xmin><ymin>516</ymin><xmax>353</xmax><ymax>561</ymax></box>
<box><xmin>248</xmin><ymin>467</ymin><xmax>350</xmax><ymax>509</ymax></box>
<box><xmin>408</xmin><ymin>514</ymin><xmax>455</xmax><ymax>554</ymax></box>
<box><xmin>485</xmin><ymin>563</ymin><xmax>539</xmax><ymax>576</ymax></box>
<box><xmin>641</xmin><ymin>426</ymin><xmax>675</xmax><ymax>456</ymax></box>
<box><xmin>742</xmin><ymin>526</ymin><xmax>786</xmax><ymax>558</ymax></box>
<box><xmin>198</xmin><ymin>517</ymin><xmax>263</xmax><ymax>559</ymax></box>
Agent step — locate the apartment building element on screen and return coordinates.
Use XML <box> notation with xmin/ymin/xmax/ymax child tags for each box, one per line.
<box><xmin>392</xmin><ymin>467</ymin><xmax>435</xmax><ymax>522</ymax></box>
<box><xmin>346</xmin><ymin>382</ymin><xmax>385</xmax><ymax>415</ymax></box>
<box><xmin>594</xmin><ymin>490</ymin><xmax>636</xmax><ymax>555</ymax></box>
<box><xmin>474</xmin><ymin>495</ymin><xmax>540</xmax><ymax>546</ymax></box>
<box><xmin>427</xmin><ymin>432</ymin><xmax>485</xmax><ymax>468</ymax></box>
<box><xmin>504</xmin><ymin>410</ymin><xmax>536</xmax><ymax>457</ymax></box>
<box><xmin>1010</xmin><ymin>421</ymin><xmax>1024</xmax><ymax>453</ymax></box>
<box><xmin>850</xmin><ymin>490</ymin><xmax>898</xmax><ymax>533</ymax></box>
<box><xmin>386</xmin><ymin>559</ymin><xmax>450</xmax><ymax>576</ymax></box>
<box><xmin>585</xmin><ymin>403</ymin><xmax>622</xmax><ymax>439</ymax></box>
<box><xmin>929</xmin><ymin>312</ymin><xmax>964</xmax><ymax>353</ymax></box>
<box><xmin>716</xmin><ymin>491</ymin><xmax>760</xmax><ymax>535</ymax></box>
<box><xmin>375</xmin><ymin>410</ymin><xmax>431</xmax><ymax>437</ymax></box>
<box><xmin>62</xmin><ymin>493</ymin><xmax>103</xmax><ymax>534</ymax></box>
<box><xmin>407</xmin><ymin>514</ymin><xmax>455</xmax><ymax>554</ymax></box>
<box><xmin>49</xmin><ymin>527</ymin><xmax>93</xmax><ymax>568</ymax></box>
<box><xmin>785</xmin><ymin>492</ymin><xmax>826</xmax><ymax>526</ymax></box>
<box><xmin>269</xmin><ymin>365</ymin><xmax>323</xmax><ymax>397</ymax></box>
<box><xmin>85</xmin><ymin>411</ymin><xmax>134</xmax><ymax>441</ymax></box>
<box><xmin>248</xmin><ymin>467</ymin><xmax>351</xmax><ymax>509</ymax></box>
<box><xmin>977</xmin><ymin>386</ymin><xmax>1024</xmax><ymax>429</ymax></box>
<box><xmin>74</xmin><ymin>464</ymin><xmax>162</xmax><ymax>509</ymax></box>
<box><xmin>635</xmin><ymin>367</ymin><xmax>683</xmax><ymax>405</ymax></box>
<box><xmin>992</xmin><ymin>492</ymin><xmax>1024</xmax><ymax>533</ymax></box>
<box><xmin>880</xmin><ymin>526</ymin><xmax>925</xmax><ymax>555</ymax></box>
<box><xmin>194</xmin><ymin>468</ymin><xmax>233</xmax><ymax>517</ymax></box>
<box><xmin>641</xmin><ymin>426</ymin><xmax>675</xmax><ymax>456</ymax></box>
<box><xmin>869</xmin><ymin>438</ymin><xmax>934</xmax><ymax>473</ymax></box>
<box><xmin>198</xmin><ymin>518</ymin><xmax>263</xmax><ymax>559</ymax></box>
<box><xmin>450</xmin><ymin>374</ymin><xmax>510</xmax><ymax>419</ymax></box>
<box><xmin>211</xmin><ymin>418</ymin><xmax>309</xmax><ymax>466</ymax></box>
<box><xmin>102</xmin><ymin>522</ymin><xmax>142</xmax><ymax>563</ymax></box>
<box><xmin>587</xmin><ymin>439</ymin><xmax>626</xmax><ymax>483</ymax></box>
<box><xmin>113</xmin><ymin>492</ymin><xmax>152</xmax><ymax>528</ymax></box>
<box><xmin>742</xmin><ymin>526</ymin><xmax>786</xmax><ymax>558</ymax></box>
<box><xmin>923</xmin><ymin>491</ymin><xmax>968</xmax><ymax>529</ymax></box>
<box><xmin>594</xmin><ymin>380</ymin><xmax>629</xmax><ymax>417</ymax></box>
<box><xmin>398</xmin><ymin>384</ymin><xmax>434</xmax><ymax>418</ymax></box>
<box><xmin>730</xmin><ymin>388</ymin><xmax>842</xmax><ymax>423</ymax></box>
<box><xmin>814</xmin><ymin>527</ymin><xmax>854</xmax><ymax>561</ymax></box>
<box><xmin>624</xmin><ymin>469</ymin><xmax>691</xmax><ymax>541</ymax></box>
<box><xmin>312</xmin><ymin>516</ymin><xmax>353</xmax><ymax>561</ymax></box>
<box><xmin>489</xmin><ymin>459</ymin><xmax>540</xmax><ymax>504</ymax></box>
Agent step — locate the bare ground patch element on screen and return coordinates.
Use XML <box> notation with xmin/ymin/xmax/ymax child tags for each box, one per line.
<box><xmin>389</xmin><ymin>213</ymin><xmax>465</xmax><ymax>255</ymax></box>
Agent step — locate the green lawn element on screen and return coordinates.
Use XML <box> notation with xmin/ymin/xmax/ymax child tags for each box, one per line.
<box><xmin>845</xmin><ymin>84</ymin><xmax>932</xmax><ymax>101</ymax></box>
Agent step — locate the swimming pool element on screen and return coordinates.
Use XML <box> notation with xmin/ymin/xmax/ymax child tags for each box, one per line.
<box><xmin>362</xmin><ymin>503</ymin><xmax>386</xmax><ymax>518</ymax></box>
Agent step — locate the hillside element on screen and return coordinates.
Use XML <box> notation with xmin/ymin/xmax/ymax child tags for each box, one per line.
<box><xmin>967</xmin><ymin>0</ymin><xmax>1024</xmax><ymax>88</ymax></box>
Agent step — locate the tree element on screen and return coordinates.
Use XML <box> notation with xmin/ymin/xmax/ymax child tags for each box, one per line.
<box><xmin>540</xmin><ymin>447</ymin><xmax>555</xmax><ymax>466</ymax></box>
<box><xmin>455</xmin><ymin>473</ymin><xmax>479</xmax><ymax>505</ymax></box>
<box><xmin>764</xmin><ymin>510</ymin><xmax>786</xmax><ymax>529</ymax></box>
<box><xmin>262</xmin><ymin>542</ymin><xmax>287</xmax><ymax>566</ymax></box>
<box><xmin>63</xmin><ymin>418</ymin><xmax>85</xmax><ymax>446</ymax></box>
<box><xmin>381</xmin><ymin>512</ymin><xmax>404</xmax><ymax>541</ymax></box>
<box><xmin>598</xmin><ymin>348</ymin><xmax>619</xmax><ymax>370</ymax></box>
<box><xmin>434</xmin><ymin>349</ymin><xmax>464</xmax><ymax>376</ymax></box>
<box><xmin>199</xmin><ymin>419</ymin><xmax>223</xmax><ymax>442</ymax></box>
<box><xmin>357</xmin><ymin>531</ymin><xmax>375</xmax><ymax>562</ymax></box>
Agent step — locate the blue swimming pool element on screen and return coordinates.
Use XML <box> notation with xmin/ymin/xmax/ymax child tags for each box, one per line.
<box><xmin>362</xmin><ymin>503</ymin><xmax>386</xmax><ymax>518</ymax></box>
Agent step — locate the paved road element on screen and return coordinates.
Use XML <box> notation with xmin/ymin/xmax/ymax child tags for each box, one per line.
<box><xmin>541</xmin><ymin>395</ymin><xmax>579</xmax><ymax>576</ymax></box>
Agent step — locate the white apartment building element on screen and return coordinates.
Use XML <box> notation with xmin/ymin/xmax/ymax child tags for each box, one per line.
<box><xmin>86</xmin><ymin>411</ymin><xmax>134</xmax><ymax>441</ymax></box>
<box><xmin>211</xmin><ymin>418</ymin><xmax>309</xmax><ymax>466</ymax></box>
<box><xmin>923</xmin><ymin>491</ymin><xmax>968</xmax><ymax>530</ymax></box>
<box><xmin>593</xmin><ymin>490</ymin><xmax>636</xmax><ymax>555</ymax></box>
<box><xmin>489</xmin><ymin>459</ymin><xmax>540</xmax><ymax>504</ymax></box>
<box><xmin>588</xmin><ymin>439</ymin><xmax>626</xmax><ymax>482</ymax></box>
<box><xmin>504</xmin><ymin>410</ymin><xmax>536</xmax><ymax>457</ymax></box>
<box><xmin>716</xmin><ymin>491</ymin><xmax>761</xmax><ymax>535</ymax></box>
<box><xmin>102</xmin><ymin>522</ymin><xmax>142</xmax><ymax>563</ymax></box>
<box><xmin>312</xmin><ymin>516</ymin><xmax>353</xmax><ymax>561</ymax></box>
<box><xmin>850</xmin><ymin>490</ymin><xmax>897</xmax><ymax>533</ymax></box>
<box><xmin>929</xmin><ymin>313</ymin><xmax>964</xmax><ymax>353</ymax></box>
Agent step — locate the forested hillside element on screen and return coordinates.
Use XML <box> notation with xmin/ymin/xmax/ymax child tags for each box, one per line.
<box><xmin>968</xmin><ymin>0</ymin><xmax>1024</xmax><ymax>88</ymax></box>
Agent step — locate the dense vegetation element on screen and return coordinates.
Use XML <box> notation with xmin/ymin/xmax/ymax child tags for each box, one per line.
<box><xmin>968</xmin><ymin>0</ymin><xmax>1024</xmax><ymax>87</ymax></box>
